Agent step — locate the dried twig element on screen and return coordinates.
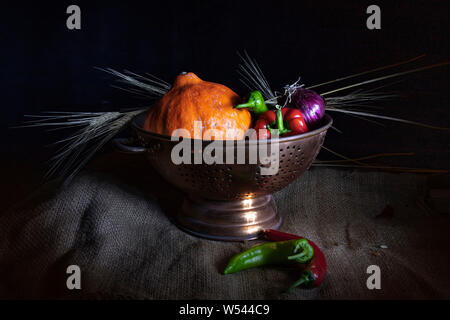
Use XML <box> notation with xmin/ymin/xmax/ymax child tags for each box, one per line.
<box><xmin>20</xmin><ymin>109</ymin><xmax>145</xmax><ymax>185</ymax></box>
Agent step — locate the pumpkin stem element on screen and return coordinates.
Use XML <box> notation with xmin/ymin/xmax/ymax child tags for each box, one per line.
<box><xmin>173</xmin><ymin>72</ymin><xmax>202</xmax><ymax>87</ymax></box>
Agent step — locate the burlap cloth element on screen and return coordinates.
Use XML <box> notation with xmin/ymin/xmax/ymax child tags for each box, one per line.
<box><xmin>1</xmin><ymin>153</ymin><xmax>449</xmax><ymax>299</ymax></box>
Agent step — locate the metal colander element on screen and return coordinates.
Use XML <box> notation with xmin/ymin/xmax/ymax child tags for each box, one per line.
<box><xmin>117</xmin><ymin>112</ymin><xmax>332</xmax><ymax>241</ymax></box>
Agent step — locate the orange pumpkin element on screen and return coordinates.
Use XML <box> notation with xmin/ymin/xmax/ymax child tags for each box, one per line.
<box><xmin>144</xmin><ymin>72</ymin><xmax>251</xmax><ymax>140</ymax></box>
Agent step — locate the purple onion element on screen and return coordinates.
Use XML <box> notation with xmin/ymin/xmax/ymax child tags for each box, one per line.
<box><xmin>290</xmin><ymin>88</ymin><xmax>326</xmax><ymax>128</ymax></box>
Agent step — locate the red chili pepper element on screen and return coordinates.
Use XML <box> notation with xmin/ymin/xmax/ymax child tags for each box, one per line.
<box><xmin>253</xmin><ymin>106</ymin><xmax>308</xmax><ymax>139</ymax></box>
<box><xmin>263</xmin><ymin>229</ymin><xmax>326</xmax><ymax>290</ymax></box>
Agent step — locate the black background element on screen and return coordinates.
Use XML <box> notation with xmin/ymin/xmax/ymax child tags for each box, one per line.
<box><xmin>1</xmin><ymin>0</ymin><xmax>449</xmax><ymax>174</ymax></box>
<box><xmin>0</xmin><ymin>1</ymin><xmax>448</xmax><ymax>301</ymax></box>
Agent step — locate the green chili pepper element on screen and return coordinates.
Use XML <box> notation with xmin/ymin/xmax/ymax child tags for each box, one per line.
<box><xmin>223</xmin><ymin>239</ymin><xmax>314</xmax><ymax>275</ymax></box>
<box><xmin>234</xmin><ymin>90</ymin><xmax>268</xmax><ymax>116</ymax></box>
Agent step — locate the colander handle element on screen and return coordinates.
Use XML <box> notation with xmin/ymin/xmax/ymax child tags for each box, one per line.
<box><xmin>113</xmin><ymin>137</ymin><xmax>147</xmax><ymax>154</ymax></box>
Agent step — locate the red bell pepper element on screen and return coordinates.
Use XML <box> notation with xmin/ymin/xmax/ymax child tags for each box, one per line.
<box><xmin>264</xmin><ymin>229</ymin><xmax>326</xmax><ymax>290</ymax></box>
<box><xmin>253</xmin><ymin>106</ymin><xmax>309</xmax><ymax>139</ymax></box>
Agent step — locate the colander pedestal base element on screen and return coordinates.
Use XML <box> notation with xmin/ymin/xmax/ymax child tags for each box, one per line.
<box><xmin>175</xmin><ymin>194</ymin><xmax>282</xmax><ymax>241</ymax></box>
